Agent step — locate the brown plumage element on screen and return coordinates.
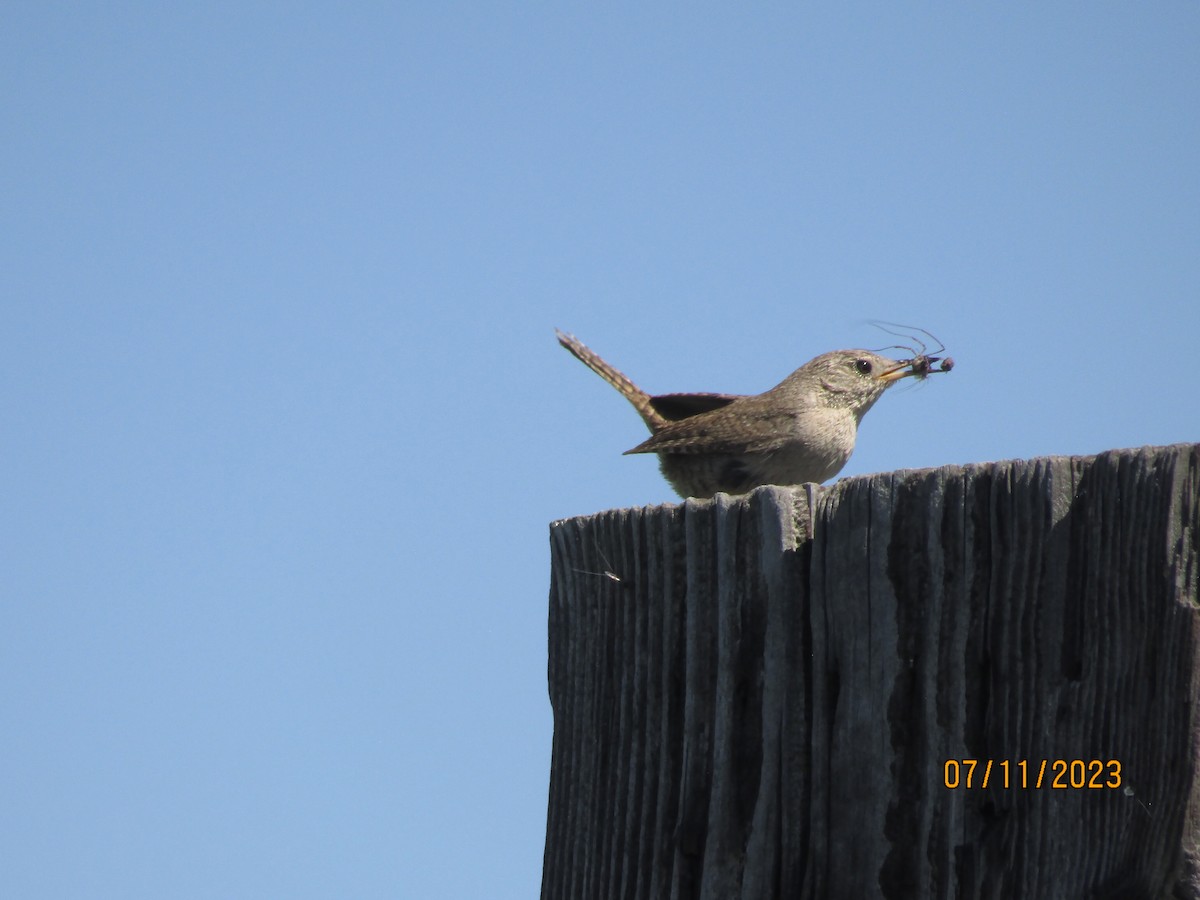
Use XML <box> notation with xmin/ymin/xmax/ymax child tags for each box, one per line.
<box><xmin>557</xmin><ymin>329</ymin><xmax>932</xmax><ymax>498</ymax></box>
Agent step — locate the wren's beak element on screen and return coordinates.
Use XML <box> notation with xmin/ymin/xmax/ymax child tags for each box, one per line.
<box><xmin>878</xmin><ymin>361</ymin><xmax>915</xmax><ymax>383</ymax></box>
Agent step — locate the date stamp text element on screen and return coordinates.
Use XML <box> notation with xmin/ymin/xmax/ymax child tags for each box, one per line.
<box><xmin>943</xmin><ymin>759</ymin><xmax>1122</xmax><ymax>790</ymax></box>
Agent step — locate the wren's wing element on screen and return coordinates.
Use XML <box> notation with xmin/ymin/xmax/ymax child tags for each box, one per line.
<box><xmin>624</xmin><ymin>397</ymin><xmax>799</xmax><ymax>456</ymax></box>
<box><xmin>648</xmin><ymin>392</ymin><xmax>742</xmax><ymax>422</ymax></box>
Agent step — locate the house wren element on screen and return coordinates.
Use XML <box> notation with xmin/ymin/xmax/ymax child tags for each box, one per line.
<box><xmin>557</xmin><ymin>329</ymin><xmax>949</xmax><ymax>499</ymax></box>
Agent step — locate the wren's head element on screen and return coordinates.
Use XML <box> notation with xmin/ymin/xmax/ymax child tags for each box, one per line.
<box><xmin>777</xmin><ymin>349</ymin><xmax>914</xmax><ymax>422</ymax></box>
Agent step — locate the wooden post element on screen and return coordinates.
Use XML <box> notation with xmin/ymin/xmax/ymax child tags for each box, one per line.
<box><xmin>543</xmin><ymin>444</ymin><xmax>1200</xmax><ymax>899</ymax></box>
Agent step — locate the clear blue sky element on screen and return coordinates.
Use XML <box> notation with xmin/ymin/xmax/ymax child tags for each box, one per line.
<box><xmin>3</xmin><ymin>4</ymin><xmax>1197</xmax><ymax>898</ymax></box>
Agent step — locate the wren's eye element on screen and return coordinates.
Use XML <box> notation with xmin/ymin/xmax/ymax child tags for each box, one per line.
<box><xmin>854</xmin><ymin>359</ymin><xmax>873</xmax><ymax>375</ymax></box>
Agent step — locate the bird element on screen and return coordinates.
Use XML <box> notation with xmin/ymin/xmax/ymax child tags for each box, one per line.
<box><xmin>556</xmin><ymin>329</ymin><xmax>943</xmax><ymax>498</ymax></box>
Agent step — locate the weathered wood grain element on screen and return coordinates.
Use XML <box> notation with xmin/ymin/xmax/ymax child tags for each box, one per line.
<box><xmin>543</xmin><ymin>444</ymin><xmax>1200</xmax><ymax>900</ymax></box>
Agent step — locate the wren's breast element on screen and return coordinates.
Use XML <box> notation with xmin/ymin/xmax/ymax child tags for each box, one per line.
<box><xmin>656</xmin><ymin>437</ymin><xmax>856</xmax><ymax>498</ymax></box>
<box><xmin>758</xmin><ymin>439</ymin><xmax>854</xmax><ymax>487</ymax></box>
<box><xmin>753</xmin><ymin>406</ymin><xmax>859</xmax><ymax>486</ymax></box>
<box><xmin>654</xmin><ymin>408</ymin><xmax>862</xmax><ymax>498</ymax></box>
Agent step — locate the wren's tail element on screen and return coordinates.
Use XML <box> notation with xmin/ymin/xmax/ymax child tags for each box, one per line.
<box><xmin>556</xmin><ymin>330</ymin><xmax>667</xmax><ymax>431</ymax></box>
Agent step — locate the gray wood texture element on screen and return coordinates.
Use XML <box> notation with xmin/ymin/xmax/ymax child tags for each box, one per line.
<box><xmin>544</xmin><ymin>444</ymin><xmax>1200</xmax><ymax>899</ymax></box>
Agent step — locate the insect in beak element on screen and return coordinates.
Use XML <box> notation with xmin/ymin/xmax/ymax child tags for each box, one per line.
<box><xmin>869</xmin><ymin>322</ymin><xmax>955</xmax><ymax>381</ymax></box>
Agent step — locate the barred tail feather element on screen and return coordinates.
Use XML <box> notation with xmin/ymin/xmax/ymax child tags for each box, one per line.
<box><xmin>555</xmin><ymin>330</ymin><xmax>665</xmax><ymax>431</ymax></box>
